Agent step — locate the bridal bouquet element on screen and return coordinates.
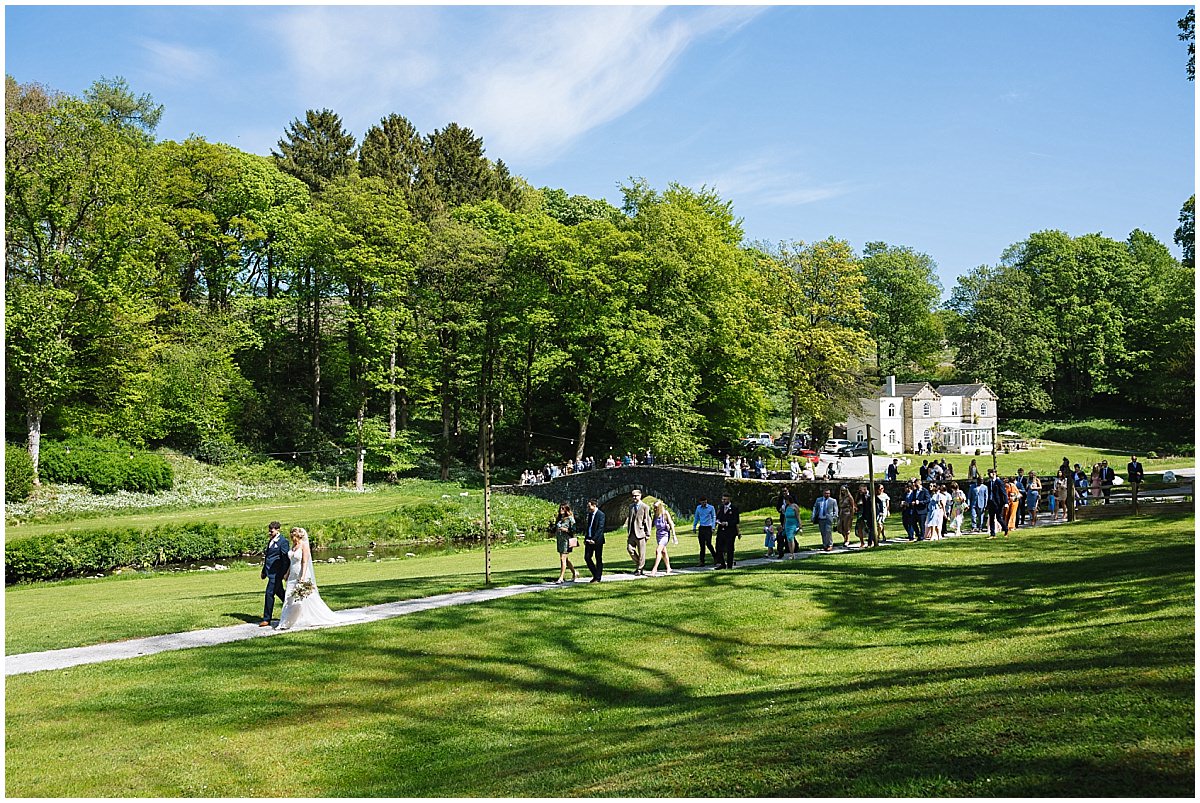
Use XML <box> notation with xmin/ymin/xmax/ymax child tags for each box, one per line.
<box><xmin>289</xmin><ymin>579</ymin><xmax>316</xmax><ymax>602</ymax></box>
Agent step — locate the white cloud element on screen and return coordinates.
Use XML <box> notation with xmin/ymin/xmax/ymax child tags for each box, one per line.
<box><xmin>701</xmin><ymin>155</ymin><xmax>853</xmax><ymax>207</ymax></box>
<box><xmin>266</xmin><ymin>6</ymin><xmax>764</xmax><ymax>163</ymax></box>
<box><xmin>140</xmin><ymin>39</ymin><xmax>215</xmax><ymax>83</ymax></box>
<box><xmin>448</xmin><ymin>6</ymin><xmax>764</xmax><ymax>164</ymax></box>
<box><xmin>270</xmin><ymin>7</ymin><xmax>441</xmax><ymax>119</ymax></box>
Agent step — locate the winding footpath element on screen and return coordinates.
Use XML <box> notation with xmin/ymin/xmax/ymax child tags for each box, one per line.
<box><xmin>5</xmin><ymin>520</ymin><xmax>1072</xmax><ymax>677</ymax></box>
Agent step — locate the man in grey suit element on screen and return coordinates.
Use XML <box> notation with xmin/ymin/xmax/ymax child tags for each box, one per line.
<box><xmin>811</xmin><ymin>487</ymin><xmax>838</xmax><ymax>552</ymax></box>
<box><xmin>626</xmin><ymin>489</ymin><xmax>653</xmax><ymax>576</ymax></box>
<box><xmin>583</xmin><ymin>498</ymin><xmax>606</xmax><ymax>582</ymax></box>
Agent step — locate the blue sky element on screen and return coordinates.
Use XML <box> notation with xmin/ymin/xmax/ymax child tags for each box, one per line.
<box><xmin>6</xmin><ymin>4</ymin><xmax>1194</xmax><ymax>292</ymax></box>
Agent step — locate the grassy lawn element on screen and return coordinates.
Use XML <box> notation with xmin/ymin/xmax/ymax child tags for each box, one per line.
<box><xmin>877</xmin><ymin>442</ymin><xmax>1193</xmax><ymax>481</ymax></box>
<box><xmin>6</xmin><ymin>530</ymin><xmax>776</xmax><ymax>655</ymax></box>
<box><xmin>6</xmin><ymin>479</ymin><xmax>485</xmax><ymax>540</ymax></box>
<box><xmin>5</xmin><ymin>510</ymin><xmax>1193</xmax><ymax>796</ymax></box>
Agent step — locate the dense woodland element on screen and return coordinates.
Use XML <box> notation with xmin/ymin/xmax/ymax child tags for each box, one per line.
<box><xmin>5</xmin><ymin>76</ymin><xmax>1195</xmax><ymax>486</ymax></box>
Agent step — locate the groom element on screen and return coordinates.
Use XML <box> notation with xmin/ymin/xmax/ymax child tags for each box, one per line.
<box><xmin>260</xmin><ymin>521</ymin><xmax>290</xmax><ymax>627</ymax></box>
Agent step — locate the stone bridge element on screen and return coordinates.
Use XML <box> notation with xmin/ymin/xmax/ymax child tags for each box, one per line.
<box><xmin>496</xmin><ymin>465</ymin><xmax>910</xmax><ymax>530</ymax></box>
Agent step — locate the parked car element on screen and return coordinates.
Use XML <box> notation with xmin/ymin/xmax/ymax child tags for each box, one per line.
<box><xmin>773</xmin><ymin>434</ymin><xmax>809</xmax><ymax>453</ymax></box>
<box><xmin>836</xmin><ymin>443</ymin><xmax>872</xmax><ymax>457</ymax></box>
<box><xmin>822</xmin><ymin>439</ymin><xmax>853</xmax><ymax>454</ymax></box>
<box><xmin>742</xmin><ymin>432</ymin><xmax>773</xmax><ymax>447</ymax></box>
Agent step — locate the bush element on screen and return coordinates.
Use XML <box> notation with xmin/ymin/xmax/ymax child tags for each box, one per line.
<box><xmin>5</xmin><ymin>445</ymin><xmax>35</xmax><ymax>502</ymax></box>
<box><xmin>38</xmin><ymin>437</ymin><xmax>173</xmax><ymax>494</ymax></box>
<box><xmin>3</xmin><ymin>494</ymin><xmax>559</xmax><ymax>583</ymax></box>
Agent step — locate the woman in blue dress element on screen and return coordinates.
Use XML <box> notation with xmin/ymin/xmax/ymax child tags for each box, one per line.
<box><xmin>649</xmin><ymin>500</ymin><xmax>678</xmax><ymax>576</ymax></box>
<box><xmin>781</xmin><ymin>496</ymin><xmax>801</xmax><ymax>558</ymax></box>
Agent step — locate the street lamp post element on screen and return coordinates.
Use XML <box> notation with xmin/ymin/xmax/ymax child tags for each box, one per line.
<box><xmin>866</xmin><ymin>425</ymin><xmax>878</xmax><ymax>545</ymax></box>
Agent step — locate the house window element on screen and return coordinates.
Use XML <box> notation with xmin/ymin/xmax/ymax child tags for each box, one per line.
<box><xmin>888</xmin><ymin>430</ymin><xmax>897</xmax><ymax>444</ymax></box>
<box><xmin>856</xmin><ymin>430</ymin><xmax>864</xmax><ymax>442</ymax></box>
<box><xmin>922</xmin><ymin>402</ymin><xmax>931</xmax><ymax>416</ymax></box>
<box><xmin>980</xmin><ymin>402</ymin><xmax>988</xmax><ymax>416</ymax></box>
<box><xmin>951</xmin><ymin>402</ymin><xmax>958</xmax><ymax>416</ymax></box>
<box><xmin>887</xmin><ymin>403</ymin><xmax>896</xmax><ymax>417</ymax></box>
<box><xmin>922</xmin><ymin>428</ymin><xmax>931</xmax><ymax>445</ymax></box>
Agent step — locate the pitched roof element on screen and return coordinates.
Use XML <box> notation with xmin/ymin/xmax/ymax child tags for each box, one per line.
<box><xmin>876</xmin><ymin>382</ymin><xmax>937</xmax><ymax>398</ymax></box>
<box><xmin>935</xmin><ymin>383</ymin><xmax>995</xmax><ymax>398</ymax></box>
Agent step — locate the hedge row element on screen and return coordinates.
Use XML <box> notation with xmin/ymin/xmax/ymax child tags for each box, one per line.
<box><xmin>1040</xmin><ymin>424</ymin><xmax>1194</xmax><ymax>457</ymax></box>
<box><xmin>5</xmin><ymin>498</ymin><xmax>557</xmax><ymax>584</ymax></box>
<box><xmin>5</xmin><ymin>445</ymin><xmax>35</xmax><ymax>502</ymax></box>
<box><xmin>39</xmin><ymin>437</ymin><xmax>174</xmax><ymax>494</ymax></box>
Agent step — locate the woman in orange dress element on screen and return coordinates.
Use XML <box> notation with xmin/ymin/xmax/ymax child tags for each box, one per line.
<box><xmin>1004</xmin><ymin>476</ymin><xmax>1020</xmax><ymax>533</ymax></box>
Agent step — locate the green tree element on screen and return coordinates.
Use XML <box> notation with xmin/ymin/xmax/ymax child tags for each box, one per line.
<box><xmin>1175</xmin><ymin>195</ymin><xmax>1194</xmax><ymax>268</ymax></box>
<box><xmin>319</xmin><ymin>177</ymin><xmax>422</xmax><ymax>487</ymax></box>
<box><xmin>84</xmin><ymin>75</ymin><xmax>163</xmax><ymax>137</ymax></box>
<box><xmin>5</xmin><ymin>78</ymin><xmax>163</xmax><ymax>467</ymax></box>
<box><xmin>1180</xmin><ymin>9</ymin><xmax>1195</xmax><ymax>81</ymax></box>
<box><xmin>4</xmin><ymin>281</ymin><xmax>75</xmax><ymax>481</ymax></box>
<box><xmin>763</xmin><ymin>239</ymin><xmax>875</xmax><ymax>446</ymax></box>
<box><xmin>272</xmin><ymin>108</ymin><xmax>357</xmax><ymax>193</ymax></box>
<box><xmin>946</xmin><ymin>264</ymin><xmax>1055</xmax><ymax>413</ymax></box>
<box><xmin>861</xmin><ymin>242</ymin><xmax>944</xmax><ymax>380</ymax></box>
<box><xmin>358</xmin><ymin>113</ymin><xmax>426</xmax><ymax>198</ymax></box>
<box><xmin>411</xmin><ymin>123</ymin><xmax>515</xmax><ymax>221</ymax></box>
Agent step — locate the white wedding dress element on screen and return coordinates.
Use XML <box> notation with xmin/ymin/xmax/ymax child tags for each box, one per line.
<box><xmin>276</xmin><ymin>545</ymin><xmax>346</xmax><ymax>630</ymax></box>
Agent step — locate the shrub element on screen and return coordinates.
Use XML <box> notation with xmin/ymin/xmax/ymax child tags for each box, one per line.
<box><xmin>38</xmin><ymin>437</ymin><xmax>173</xmax><ymax>494</ymax></box>
<box><xmin>5</xmin><ymin>445</ymin><xmax>35</xmax><ymax>502</ymax></box>
<box><xmin>3</xmin><ymin>494</ymin><xmax>558</xmax><ymax>583</ymax></box>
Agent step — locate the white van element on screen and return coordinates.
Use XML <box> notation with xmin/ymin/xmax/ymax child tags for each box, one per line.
<box><xmin>822</xmin><ymin>439</ymin><xmax>853</xmax><ymax>454</ymax></box>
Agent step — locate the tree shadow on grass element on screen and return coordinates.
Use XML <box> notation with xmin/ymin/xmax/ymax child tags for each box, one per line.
<box><xmin>9</xmin><ymin>518</ymin><xmax>1193</xmax><ymax>796</ymax></box>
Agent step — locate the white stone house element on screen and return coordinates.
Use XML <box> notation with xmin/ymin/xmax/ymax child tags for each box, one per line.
<box><xmin>846</xmin><ymin>376</ymin><xmax>999</xmax><ymax>455</ymax></box>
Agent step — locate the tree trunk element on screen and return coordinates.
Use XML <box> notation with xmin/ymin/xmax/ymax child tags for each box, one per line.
<box><xmin>311</xmin><ymin>284</ymin><xmax>321</xmax><ymax>431</ymax></box>
<box><xmin>439</xmin><ymin>329</ymin><xmax>452</xmax><ymax>482</ymax></box>
<box><xmin>355</xmin><ymin>403</ymin><xmax>366</xmax><ymax>492</ymax></box>
<box><xmin>388</xmin><ymin>347</ymin><xmax>397</xmax><ymax>439</ymax></box>
<box><xmin>26</xmin><ymin>406</ymin><xmax>42</xmax><ymax>486</ymax></box>
<box><xmin>522</xmin><ymin>333</ymin><xmax>535</xmax><ymax>459</ymax></box>
<box><xmin>575</xmin><ymin>389</ymin><xmax>592</xmax><ymax>461</ymax></box>
<box><xmin>788</xmin><ymin>393</ymin><xmax>800</xmax><ymax>454</ymax></box>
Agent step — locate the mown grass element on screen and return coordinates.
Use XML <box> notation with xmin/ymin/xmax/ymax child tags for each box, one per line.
<box><xmin>6</xmin><ymin>479</ymin><xmax>491</xmax><ymax>540</ymax></box>
<box><xmin>5</xmin><ymin>511</ymin><xmax>1193</xmax><ymax>797</ymax></box>
<box><xmin>5</xmin><ymin>529</ymin><xmax>773</xmax><ymax>655</ymax></box>
<box><xmin>881</xmin><ymin>442</ymin><xmax>1192</xmax><ymax>481</ymax></box>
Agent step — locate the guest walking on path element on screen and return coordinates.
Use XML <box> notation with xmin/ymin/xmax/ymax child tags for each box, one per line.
<box><xmin>692</xmin><ymin>495</ymin><xmax>719</xmax><ymax>567</ymax></box>
<box><xmin>648</xmin><ymin>500</ymin><xmax>678</xmax><ymax>576</ymax></box>
<box><xmin>949</xmin><ymin>481</ymin><xmax>967</xmax><ymax>536</ymax></box>
<box><xmin>1127</xmin><ymin>455</ymin><xmax>1145</xmax><ymax>512</ymax></box>
<box><xmin>780</xmin><ymin>493</ymin><xmax>802</xmax><ymax>557</ymax></box>
<box><xmin>583</xmin><ymin>499</ymin><xmax>606</xmax><ymax>583</ymax></box>
<box><xmin>626</xmin><ymin>490</ymin><xmax>653</xmax><ymax>576</ymax></box>
<box><xmin>552</xmin><ymin>503</ymin><xmax>578</xmax><ymax>584</ymax></box>
<box><xmin>1026</xmin><ymin>472</ymin><xmax>1042</xmax><ymax>526</ymax></box>
<box><xmin>987</xmin><ymin>469</ymin><xmax>1009</xmax><ymax>538</ymax></box>
<box><xmin>812</xmin><ymin>487</ymin><xmax>838</xmax><ymax>552</ymax></box>
<box><xmin>838</xmin><ymin>484</ymin><xmax>856</xmax><ymax>547</ymax></box>
<box><xmin>715</xmin><ymin>493</ymin><xmax>741</xmax><ymax>569</ymax></box>
<box><xmin>1052</xmin><ymin>470</ymin><xmax>1069</xmax><ymax>522</ymax></box>
<box><xmin>970</xmin><ymin>477</ymin><xmax>989</xmax><ymax>533</ymax></box>
<box><xmin>1004</xmin><ymin>477</ymin><xmax>1020</xmax><ymax>534</ymax></box>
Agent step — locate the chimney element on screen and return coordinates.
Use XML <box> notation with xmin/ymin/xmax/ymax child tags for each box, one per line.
<box><xmin>886</xmin><ymin>375</ymin><xmax>896</xmax><ymax>397</ymax></box>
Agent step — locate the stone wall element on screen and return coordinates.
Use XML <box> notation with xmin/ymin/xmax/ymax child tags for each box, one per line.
<box><xmin>497</xmin><ymin>466</ymin><xmax>912</xmax><ymax>530</ymax></box>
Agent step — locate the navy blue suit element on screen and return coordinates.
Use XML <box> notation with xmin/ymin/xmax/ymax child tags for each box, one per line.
<box><xmin>583</xmin><ymin>508</ymin><xmax>606</xmax><ymax>581</ymax></box>
<box><xmin>261</xmin><ymin>532</ymin><xmax>290</xmax><ymax>622</ymax></box>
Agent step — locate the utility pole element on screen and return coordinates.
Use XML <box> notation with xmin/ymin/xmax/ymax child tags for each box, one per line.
<box><xmin>991</xmin><ymin>426</ymin><xmax>999</xmax><ymax>474</ymax></box>
<box><xmin>866</xmin><ymin>424</ymin><xmax>879</xmax><ymax>546</ymax></box>
<box><xmin>483</xmin><ymin>417</ymin><xmax>493</xmax><ymax>584</ymax></box>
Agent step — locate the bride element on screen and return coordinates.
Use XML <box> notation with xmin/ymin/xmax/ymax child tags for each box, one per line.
<box><xmin>276</xmin><ymin>527</ymin><xmax>346</xmax><ymax>630</ymax></box>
